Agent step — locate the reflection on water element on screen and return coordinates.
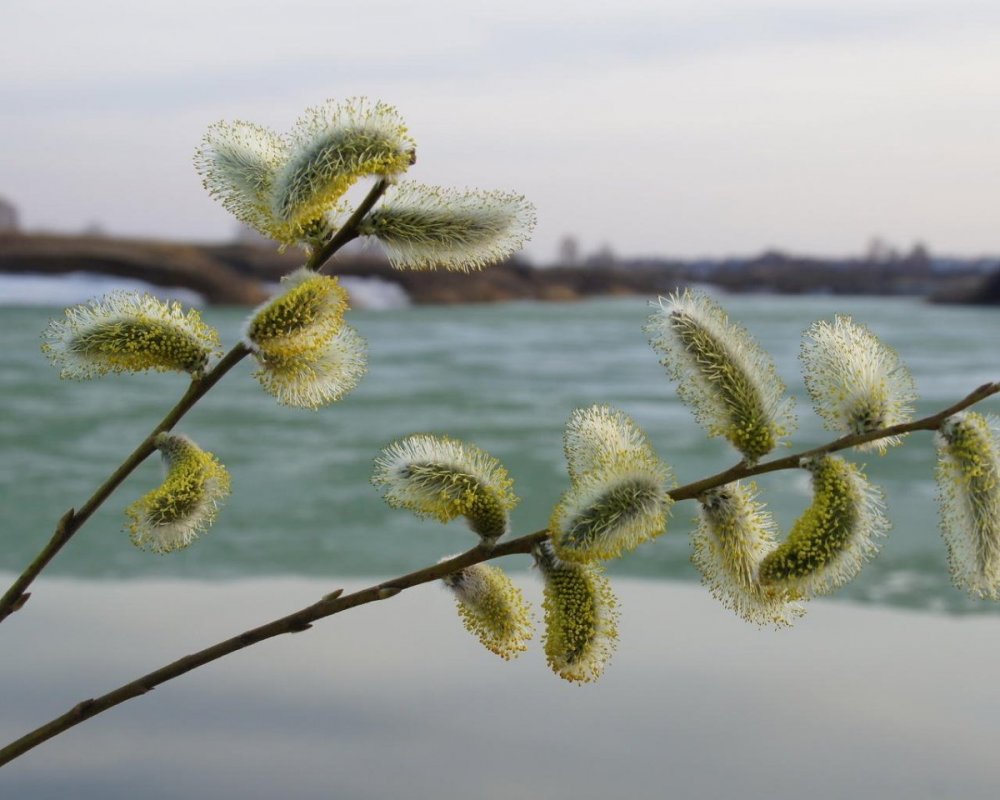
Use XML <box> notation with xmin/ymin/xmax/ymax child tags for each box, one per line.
<box><xmin>2</xmin><ymin>576</ymin><xmax>1000</xmax><ymax>799</ymax></box>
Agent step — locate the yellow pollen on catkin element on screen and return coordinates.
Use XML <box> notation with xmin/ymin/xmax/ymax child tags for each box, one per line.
<box><xmin>372</xmin><ymin>435</ymin><xmax>518</xmax><ymax>545</ymax></box>
<box><xmin>251</xmin><ymin>324</ymin><xmax>367</xmax><ymax>409</ymax></box>
<box><xmin>441</xmin><ymin>561</ymin><xmax>534</xmax><ymax>660</ymax></box>
<box><xmin>693</xmin><ymin>482</ymin><xmax>804</xmax><ymax>627</ymax></box>
<box><xmin>42</xmin><ymin>292</ymin><xmax>221</xmax><ymax>379</ymax></box>
<box><xmin>758</xmin><ymin>455</ymin><xmax>886</xmax><ymax>597</ymax></box>
<box><xmin>126</xmin><ymin>433</ymin><xmax>231</xmax><ymax>554</ymax></box>
<box><xmin>534</xmin><ymin>542</ymin><xmax>619</xmax><ymax>684</ymax></box>
<box><xmin>270</xmin><ymin>98</ymin><xmax>414</xmax><ymax>238</ymax></box>
<box><xmin>936</xmin><ymin>413</ymin><xmax>1000</xmax><ymax>599</ymax></box>
<box><xmin>244</xmin><ymin>268</ymin><xmax>348</xmax><ymax>358</ymax></box>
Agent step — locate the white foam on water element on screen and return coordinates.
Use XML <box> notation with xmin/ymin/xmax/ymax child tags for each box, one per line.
<box><xmin>337</xmin><ymin>275</ymin><xmax>410</xmax><ymax>310</ymax></box>
<box><xmin>0</xmin><ymin>272</ymin><xmax>205</xmax><ymax>306</ymax></box>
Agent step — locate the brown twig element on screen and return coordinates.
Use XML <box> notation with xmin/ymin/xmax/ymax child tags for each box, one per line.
<box><xmin>2</xmin><ymin>381</ymin><xmax>995</xmax><ymax>765</ymax></box>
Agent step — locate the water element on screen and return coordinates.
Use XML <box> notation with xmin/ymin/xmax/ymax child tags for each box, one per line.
<box><xmin>1</xmin><ymin>288</ymin><xmax>997</xmax><ymax>613</ymax></box>
<box><xmin>6</xmin><ymin>577</ymin><xmax>1000</xmax><ymax>800</ymax></box>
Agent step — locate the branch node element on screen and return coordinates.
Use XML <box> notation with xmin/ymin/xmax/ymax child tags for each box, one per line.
<box><xmin>377</xmin><ymin>586</ymin><xmax>401</xmax><ymax>600</ymax></box>
<box><xmin>323</xmin><ymin>588</ymin><xmax>344</xmax><ymax>601</ymax></box>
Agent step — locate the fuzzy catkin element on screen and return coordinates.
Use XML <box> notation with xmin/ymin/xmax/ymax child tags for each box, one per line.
<box><xmin>758</xmin><ymin>455</ymin><xmax>887</xmax><ymax>597</ymax></box>
<box><xmin>801</xmin><ymin>315</ymin><xmax>917</xmax><ymax>452</ymax></box>
<box><xmin>373</xmin><ymin>435</ymin><xmax>518</xmax><ymax>545</ymax></box>
<box><xmin>270</xmin><ymin>99</ymin><xmax>414</xmax><ymax>237</ymax></box>
<box><xmin>551</xmin><ymin>405</ymin><xmax>673</xmax><ymax>563</ymax></box>
<box><xmin>646</xmin><ymin>291</ymin><xmax>794</xmax><ymax>463</ymax></box>
<box><xmin>358</xmin><ymin>182</ymin><xmax>535</xmax><ymax>271</ymax></box>
<box><xmin>126</xmin><ymin>433</ymin><xmax>231</xmax><ymax>554</ymax></box>
<box><xmin>441</xmin><ymin>561</ymin><xmax>534</xmax><ymax>659</ymax></box>
<box><xmin>534</xmin><ymin>541</ymin><xmax>619</xmax><ymax>684</ymax></box>
<box><xmin>936</xmin><ymin>413</ymin><xmax>1000</xmax><ymax>598</ymax></box>
<box><xmin>693</xmin><ymin>482</ymin><xmax>804</xmax><ymax>626</ymax></box>
<box><xmin>42</xmin><ymin>292</ymin><xmax>221</xmax><ymax>379</ymax></box>
<box><xmin>194</xmin><ymin>120</ymin><xmax>290</xmax><ymax>242</ymax></box>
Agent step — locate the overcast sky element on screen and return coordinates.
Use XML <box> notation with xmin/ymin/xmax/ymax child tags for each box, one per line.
<box><xmin>3</xmin><ymin>0</ymin><xmax>1000</xmax><ymax>262</ymax></box>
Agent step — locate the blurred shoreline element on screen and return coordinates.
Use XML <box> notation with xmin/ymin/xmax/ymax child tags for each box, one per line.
<box><xmin>3</xmin><ymin>231</ymin><xmax>998</xmax><ymax>306</ymax></box>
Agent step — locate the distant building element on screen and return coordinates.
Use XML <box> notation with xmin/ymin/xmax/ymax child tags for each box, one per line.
<box><xmin>0</xmin><ymin>197</ymin><xmax>19</xmax><ymax>232</ymax></box>
<box><xmin>556</xmin><ymin>235</ymin><xmax>580</xmax><ymax>267</ymax></box>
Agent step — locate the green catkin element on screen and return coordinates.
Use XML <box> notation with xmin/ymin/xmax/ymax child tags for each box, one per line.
<box><xmin>270</xmin><ymin>99</ymin><xmax>414</xmax><ymax>237</ymax></box>
<box><xmin>669</xmin><ymin>311</ymin><xmax>775</xmax><ymax>461</ymax></box>
<box><xmin>126</xmin><ymin>433</ymin><xmax>231</xmax><ymax>554</ymax></box>
<box><xmin>561</xmin><ymin>480</ymin><xmax>662</xmax><ymax>548</ymax></box>
<box><xmin>551</xmin><ymin>467</ymin><xmax>671</xmax><ymax>563</ymax></box>
<box><xmin>693</xmin><ymin>482</ymin><xmax>804</xmax><ymax>627</ymax></box>
<box><xmin>42</xmin><ymin>293</ymin><xmax>221</xmax><ymax>379</ymax></box>
<box><xmin>534</xmin><ymin>542</ymin><xmax>619</xmax><ymax>684</ymax></box>
<box><xmin>244</xmin><ymin>269</ymin><xmax>348</xmax><ymax>358</ymax></box>
<box><xmin>758</xmin><ymin>455</ymin><xmax>886</xmax><ymax>597</ymax></box>
<box><xmin>800</xmin><ymin>315</ymin><xmax>917</xmax><ymax>453</ymax></box>
<box><xmin>357</xmin><ymin>183</ymin><xmax>536</xmax><ymax>271</ymax></box>
<box><xmin>400</xmin><ymin>464</ymin><xmax>509</xmax><ymax>542</ymax></box>
<box><xmin>441</xmin><ymin>562</ymin><xmax>534</xmax><ymax>660</ymax></box>
<box><xmin>936</xmin><ymin>413</ymin><xmax>1000</xmax><ymax>598</ymax></box>
<box><xmin>372</xmin><ymin>435</ymin><xmax>518</xmax><ymax>545</ymax></box>
<box><xmin>645</xmin><ymin>291</ymin><xmax>794</xmax><ymax>464</ymax></box>
<box><xmin>552</xmin><ymin>405</ymin><xmax>673</xmax><ymax>563</ymax></box>
<box><xmin>71</xmin><ymin>319</ymin><xmax>211</xmax><ymax>375</ymax></box>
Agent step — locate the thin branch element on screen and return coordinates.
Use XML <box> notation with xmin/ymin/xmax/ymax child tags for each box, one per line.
<box><xmin>307</xmin><ymin>177</ymin><xmax>394</xmax><ymax>271</ymax></box>
<box><xmin>0</xmin><ymin>543</ymin><xmax>505</xmax><ymax>767</ymax></box>
<box><xmin>2</xmin><ymin>382</ymin><xmax>996</xmax><ymax>764</ymax></box>
<box><xmin>670</xmin><ymin>380</ymin><xmax>1000</xmax><ymax>502</ymax></box>
<box><xmin>0</xmin><ymin>181</ymin><xmax>392</xmax><ymax>623</ymax></box>
<box><xmin>0</xmin><ymin>348</ymin><xmax>249</xmax><ymax>623</ymax></box>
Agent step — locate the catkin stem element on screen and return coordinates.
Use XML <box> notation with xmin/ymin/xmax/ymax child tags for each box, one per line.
<box><xmin>0</xmin><ymin>180</ymin><xmax>392</xmax><ymax>624</ymax></box>
<box><xmin>1</xmin><ymin>381</ymin><xmax>996</xmax><ymax>764</ymax></box>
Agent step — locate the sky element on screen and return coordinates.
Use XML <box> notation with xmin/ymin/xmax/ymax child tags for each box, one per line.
<box><xmin>3</xmin><ymin>0</ymin><xmax>1000</xmax><ymax>263</ymax></box>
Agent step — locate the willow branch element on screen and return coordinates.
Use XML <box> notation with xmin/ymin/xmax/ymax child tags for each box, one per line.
<box><xmin>0</xmin><ymin>345</ymin><xmax>249</xmax><ymax>623</ymax></box>
<box><xmin>0</xmin><ymin>540</ymin><xmax>523</xmax><ymax>768</ymax></box>
<box><xmin>307</xmin><ymin>176</ymin><xmax>394</xmax><ymax>270</ymax></box>
<box><xmin>0</xmin><ymin>180</ymin><xmax>391</xmax><ymax>623</ymax></box>
<box><xmin>2</xmin><ymin>382</ymin><xmax>996</xmax><ymax>764</ymax></box>
<box><xmin>670</xmin><ymin>380</ymin><xmax>1000</xmax><ymax>501</ymax></box>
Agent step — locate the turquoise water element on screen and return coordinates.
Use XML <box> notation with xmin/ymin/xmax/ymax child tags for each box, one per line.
<box><xmin>1</xmin><ymin>293</ymin><xmax>997</xmax><ymax>612</ymax></box>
